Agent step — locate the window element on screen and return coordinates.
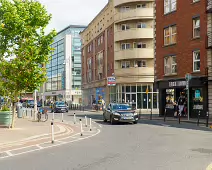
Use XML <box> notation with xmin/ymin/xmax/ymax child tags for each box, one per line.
<box><xmin>137</xmin><ymin>23</ymin><xmax>146</xmax><ymax>28</ymax></box>
<box><xmin>134</xmin><ymin>42</ymin><xmax>146</xmax><ymax>48</ymax></box>
<box><xmin>120</xmin><ymin>6</ymin><xmax>130</xmax><ymax>12</ymax></box>
<box><xmin>121</xmin><ymin>24</ymin><xmax>130</xmax><ymax>30</ymax></box>
<box><xmin>87</xmin><ymin>58</ymin><xmax>92</xmax><ymax>70</ymax></box>
<box><xmin>164</xmin><ymin>0</ymin><xmax>177</xmax><ymax>14</ymax></box>
<box><xmin>193</xmin><ymin>0</ymin><xmax>200</xmax><ymax>2</ymax></box>
<box><xmin>164</xmin><ymin>56</ymin><xmax>177</xmax><ymax>75</ymax></box>
<box><xmin>121</xmin><ymin>61</ymin><xmax>130</xmax><ymax>68</ymax></box>
<box><xmin>193</xmin><ymin>17</ymin><xmax>200</xmax><ymax>38</ymax></box>
<box><xmin>100</xmin><ymin>35</ymin><xmax>103</xmax><ymax>44</ymax></box>
<box><xmin>121</xmin><ymin>43</ymin><xmax>130</xmax><ymax>50</ymax></box>
<box><xmin>193</xmin><ymin>50</ymin><xmax>200</xmax><ymax>72</ymax></box>
<box><xmin>135</xmin><ymin>60</ymin><xmax>147</xmax><ymax>67</ymax></box>
<box><xmin>137</xmin><ymin>4</ymin><xmax>146</xmax><ymax>8</ymax></box>
<box><xmin>97</xmin><ymin>37</ymin><xmax>101</xmax><ymax>46</ymax></box>
<box><xmin>164</xmin><ymin>25</ymin><xmax>177</xmax><ymax>45</ymax></box>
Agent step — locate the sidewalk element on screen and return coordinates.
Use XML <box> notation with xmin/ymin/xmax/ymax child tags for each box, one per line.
<box><xmin>0</xmin><ymin>118</ymin><xmax>60</xmax><ymax>145</ymax></box>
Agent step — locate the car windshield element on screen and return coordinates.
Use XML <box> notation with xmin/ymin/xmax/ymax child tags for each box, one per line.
<box><xmin>112</xmin><ymin>104</ymin><xmax>131</xmax><ymax>110</ymax></box>
<box><xmin>56</xmin><ymin>101</ymin><xmax>66</xmax><ymax>106</ymax></box>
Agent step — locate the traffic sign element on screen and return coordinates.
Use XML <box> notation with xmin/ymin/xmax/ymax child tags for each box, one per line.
<box><xmin>185</xmin><ymin>73</ymin><xmax>192</xmax><ymax>81</ymax></box>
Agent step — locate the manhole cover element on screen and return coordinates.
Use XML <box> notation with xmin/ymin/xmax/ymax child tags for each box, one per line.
<box><xmin>191</xmin><ymin>148</ymin><xmax>212</xmax><ymax>154</ymax></box>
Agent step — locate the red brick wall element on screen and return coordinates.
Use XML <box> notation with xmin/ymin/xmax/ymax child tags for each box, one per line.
<box><xmin>107</xmin><ymin>24</ymin><xmax>114</xmax><ymax>77</ymax></box>
<box><xmin>155</xmin><ymin>0</ymin><xmax>207</xmax><ymax>80</ymax></box>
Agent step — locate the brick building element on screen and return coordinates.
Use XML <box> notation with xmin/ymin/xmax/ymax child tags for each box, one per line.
<box><xmin>155</xmin><ymin>0</ymin><xmax>209</xmax><ymax>118</ymax></box>
<box><xmin>81</xmin><ymin>0</ymin><xmax>158</xmax><ymax>110</ymax></box>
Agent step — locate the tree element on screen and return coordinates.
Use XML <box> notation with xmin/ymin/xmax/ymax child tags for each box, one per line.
<box><xmin>0</xmin><ymin>0</ymin><xmax>56</xmax><ymax>128</ymax></box>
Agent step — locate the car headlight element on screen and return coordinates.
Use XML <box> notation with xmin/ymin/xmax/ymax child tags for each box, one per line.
<box><xmin>134</xmin><ymin>112</ymin><xmax>138</xmax><ymax>115</ymax></box>
<box><xmin>114</xmin><ymin>112</ymin><xmax>120</xmax><ymax>116</ymax></box>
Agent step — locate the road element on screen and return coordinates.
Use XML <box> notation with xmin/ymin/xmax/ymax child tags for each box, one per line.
<box><xmin>1</xmin><ymin>110</ymin><xmax>212</xmax><ymax>170</ymax></box>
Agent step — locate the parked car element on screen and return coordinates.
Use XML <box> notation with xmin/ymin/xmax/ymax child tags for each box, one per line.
<box><xmin>103</xmin><ymin>103</ymin><xmax>139</xmax><ymax>124</ymax></box>
<box><xmin>51</xmin><ymin>101</ymin><xmax>68</xmax><ymax>113</ymax></box>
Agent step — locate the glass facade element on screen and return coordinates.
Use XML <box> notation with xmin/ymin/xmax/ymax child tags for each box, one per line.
<box><xmin>46</xmin><ymin>39</ymin><xmax>65</xmax><ymax>92</ymax></box>
<box><xmin>46</xmin><ymin>26</ymin><xmax>85</xmax><ymax>93</ymax></box>
<box><xmin>109</xmin><ymin>84</ymin><xmax>159</xmax><ymax>110</ymax></box>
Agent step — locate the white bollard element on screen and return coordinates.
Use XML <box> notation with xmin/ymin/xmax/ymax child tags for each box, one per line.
<box><xmin>79</xmin><ymin>119</ymin><xmax>83</xmax><ymax>136</ymax></box>
<box><xmin>51</xmin><ymin>121</ymin><xmax>54</xmax><ymax>143</ymax></box>
<box><xmin>85</xmin><ymin>116</ymin><xmax>87</xmax><ymax>127</ymax></box>
<box><xmin>61</xmin><ymin>112</ymin><xmax>64</xmax><ymax>122</ymax></box>
<box><xmin>89</xmin><ymin>118</ymin><xmax>92</xmax><ymax>131</ymax></box>
<box><xmin>74</xmin><ymin>113</ymin><xmax>76</xmax><ymax>124</ymax></box>
<box><xmin>52</xmin><ymin>111</ymin><xmax>55</xmax><ymax>120</ymax></box>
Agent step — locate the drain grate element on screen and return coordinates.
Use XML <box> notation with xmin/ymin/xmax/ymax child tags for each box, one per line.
<box><xmin>191</xmin><ymin>148</ymin><xmax>212</xmax><ymax>154</ymax></box>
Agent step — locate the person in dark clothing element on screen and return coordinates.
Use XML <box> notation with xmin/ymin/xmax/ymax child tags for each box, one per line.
<box><xmin>177</xmin><ymin>93</ymin><xmax>186</xmax><ymax>116</ymax></box>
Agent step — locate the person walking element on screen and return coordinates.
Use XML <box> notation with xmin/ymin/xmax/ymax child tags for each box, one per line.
<box><xmin>177</xmin><ymin>92</ymin><xmax>186</xmax><ymax>116</ymax></box>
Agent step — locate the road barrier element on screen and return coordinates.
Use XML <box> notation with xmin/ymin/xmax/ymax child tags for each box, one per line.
<box><xmin>85</xmin><ymin>116</ymin><xmax>87</xmax><ymax>127</ymax></box>
<box><xmin>74</xmin><ymin>113</ymin><xmax>76</xmax><ymax>124</ymax></box>
<box><xmin>197</xmin><ymin>111</ymin><xmax>200</xmax><ymax>126</ymax></box>
<box><xmin>90</xmin><ymin>118</ymin><xmax>92</xmax><ymax>131</ymax></box>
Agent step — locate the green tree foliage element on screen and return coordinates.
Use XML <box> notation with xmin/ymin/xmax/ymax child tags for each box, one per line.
<box><xmin>0</xmin><ymin>0</ymin><xmax>56</xmax><ymax>127</ymax></box>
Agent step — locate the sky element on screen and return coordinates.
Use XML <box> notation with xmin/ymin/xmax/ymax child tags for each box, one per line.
<box><xmin>38</xmin><ymin>0</ymin><xmax>108</xmax><ymax>33</ymax></box>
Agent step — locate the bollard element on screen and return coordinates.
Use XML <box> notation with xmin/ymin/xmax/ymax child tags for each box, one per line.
<box><xmin>61</xmin><ymin>112</ymin><xmax>64</xmax><ymax>122</ymax></box>
<box><xmin>74</xmin><ymin>113</ymin><xmax>76</xmax><ymax>124</ymax></box>
<box><xmin>31</xmin><ymin>109</ymin><xmax>32</xmax><ymax>118</ymax></box>
<box><xmin>51</xmin><ymin>121</ymin><xmax>54</xmax><ymax>144</ymax></box>
<box><xmin>150</xmin><ymin>107</ymin><xmax>153</xmax><ymax>120</ymax></box>
<box><xmin>26</xmin><ymin>109</ymin><xmax>28</xmax><ymax>117</ymax></box>
<box><xmin>83</xmin><ymin>106</ymin><xmax>85</xmax><ymax>112</ymax></box>
<box><xmin>206</xmin><ymin>111</ymin><xmax>209</xmax><ymax>127</ymax></box>
<box><xmin>164</xmin><ymin>109</ymin><xmax>167</xmax><ymax>122</ymax></box>
<box><xmin>79</xmin><ymin>119</ymin><xmax>83</xmax><ymax>136</ymax></box>
<box><xmin>90</xmin><ymin>118</ymin><xmax>92</xmax><ymax>131</ymax></box>
<box><xmin>178</xmin><ymin>113</ymin><xmax>181</xmax><ymax>124</ymax></box>
<box><xmin>85</xmin><ymin>115</ymin><xmax>88</xmax><ymax>127</ymax></box>
<box><xmin>197</xmin><ymin>111</ymin><xmax>200</xmax><ymax>126</ymax></box>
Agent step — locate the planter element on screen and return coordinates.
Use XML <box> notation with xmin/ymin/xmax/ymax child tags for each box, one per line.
<box><xmin>0</xmin><ymin>111</ymin><xmax>12</xmax><ymax>127</ymax></box>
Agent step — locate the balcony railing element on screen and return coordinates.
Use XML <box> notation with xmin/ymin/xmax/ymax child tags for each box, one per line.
<box><xmin>207</xmin><ymin>0</ymin><xmax>212</xmax><ymax>13</ymax></box>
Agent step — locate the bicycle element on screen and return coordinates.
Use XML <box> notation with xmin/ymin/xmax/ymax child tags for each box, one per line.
<box><xmin>37</xmin><ymin>108</ymin><xmax>48</xmax><ymax>122</ymax></box>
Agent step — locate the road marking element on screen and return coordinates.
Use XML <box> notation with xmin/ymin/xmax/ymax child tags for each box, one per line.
<box><xmin>5</xmin><ymin>151</ymin><xmax>13</xmax><ymax>156</ymax></box>
<box><xmin>98</xmin><ymin>124</ymin><xmax>102</xmax><ymax>128</ymax></box>
<box><xmin>36</xmin><ymin>144</ymin><xmax>43</xmax><ymax>149</ymax></box>
<box><xmin>0</xmin><ymin>129</ymin><xmax>101</xmax><ymax>159</ymax></box>
<box><xmin>160</xmin><ymin>124</ymin><xmax>171</xmax><ymax>127</ymax></box>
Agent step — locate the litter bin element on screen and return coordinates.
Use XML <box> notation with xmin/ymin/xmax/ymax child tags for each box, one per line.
<box><xmin>17</xmin><ymin>105</ymin><xmax>23</xmax><ymax>118</ymax></box>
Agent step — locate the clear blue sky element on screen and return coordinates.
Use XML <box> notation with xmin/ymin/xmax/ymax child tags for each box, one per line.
<box><xmin>38</xmin><ymin>0</ymin><xmax>108</xmax><ymax>33</ymax></box>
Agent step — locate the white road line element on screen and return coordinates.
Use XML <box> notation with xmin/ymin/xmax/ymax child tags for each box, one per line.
<box><xmin>36</xmin><ymin>144</ymin><xmax>43</xmax><ymax>149</ymax></box>
<box><xmin>98</xmin><ymin>124</ymin><xmax>102</xmax><ymax>128</ymax></box>
<box><xmin>160</xmin><ymin>124</ymin><xmax>171</xmax><ymax>127</ymax></box>
<box><xmin>5</xmin><ymin>151</ymin><xmax>13</xmax><ymax>156</ymax></box>
<box><xmin>0</xmin><ymin>129</ymin><xmax>101</xmax><ymax>159</ymax></box>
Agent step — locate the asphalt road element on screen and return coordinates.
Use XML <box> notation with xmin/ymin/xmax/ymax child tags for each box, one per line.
<box><xmin>1</xmin><ymin>110</ymin><xmax>212</xmax><ymax>170</ymax></box>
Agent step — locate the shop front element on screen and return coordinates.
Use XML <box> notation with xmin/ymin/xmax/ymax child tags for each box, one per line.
<box><xmin>109</xmin><ymin>84</ymin><xmax>159</xmax><ymax>110</ymax></box>
<box><xmin>157</xmin><ymin>77</ymin><xmax>207</xmax><ymax>118</ymax></box>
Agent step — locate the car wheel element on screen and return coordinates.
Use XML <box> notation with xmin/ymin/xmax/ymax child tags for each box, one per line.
<box><xmin>110</xmin><ymin>116</ymin><xmax>114</xmax><ymax>125</ymax></box>
<box><xmin>134</xmin><ymin>121</ymin><xmax>138</xmax><ymax>124</ymax></box>
<box><xmin>103</xmin><ymin>114</ymin><xmax>107</xmax><ymax>122</ymax></box>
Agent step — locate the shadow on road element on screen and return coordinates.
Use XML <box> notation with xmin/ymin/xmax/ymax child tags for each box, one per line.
<box><xmin>138</xmin><ymin>119</ymin><xmax>212</xmax><ymax>132</ymax></box>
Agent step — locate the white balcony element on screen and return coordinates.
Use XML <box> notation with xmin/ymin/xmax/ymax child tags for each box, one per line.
<box><xmin>115</xmin><ymin>8</ymin><xmax>153</xmax><ymax>22</ymax></box>
<box><xmin>115</xmin><ymin>48</ymin><xmax>154</xmax><ymax>61</ymax></box>
<box><xmin>114</xmin><ymin>0</ymin><xmax>154</xmax><ymax>7</ymax></box>
<box><xmin>114</xmin><ymin>28</ymin><xmax>153</xmax><ymax>42</ymax></box>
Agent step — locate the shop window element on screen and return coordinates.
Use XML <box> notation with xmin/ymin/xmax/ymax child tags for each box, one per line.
<box><xmin>192</xmin><ymin>88</ymin><xmax>203</xmax><ymax>110</ymax></box>
<box><xmin>165</xmin><ymin>89</ymin><xmax>175</xmax><ymax>108</ymax></box>
<box><xmin>142</xmin><ymin>85</ymin><xmax>148</xmax><ymax>92</ymax></box>
<box><xmin>131</xmin><ymin>86</ymin><xmax>136</xmax><ymax>92</ymax></box>
<box><xmin>137</xmin><ymin>85</ymin><xmax>142</xmax><ymax>92</ymax></box>
<box><xmin>126</xmin><ymin>86</ymin><xmax>131</xmax><ymax>92</ymax></box>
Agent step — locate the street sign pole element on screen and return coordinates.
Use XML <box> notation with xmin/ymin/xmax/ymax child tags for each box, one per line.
<box><xmin>186</xmin><ymin>74</ymin><xmax>191</xmax><ymax>121</ymax></box>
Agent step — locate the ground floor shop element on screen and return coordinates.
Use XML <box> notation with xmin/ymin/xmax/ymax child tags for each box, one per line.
<box><xmin>156</xmin><ymin>77</ymin><xmax>207</xmax><ymax>118</ymax></box>
<box><xmin>83</xmin><ymin>84</ymin><xmax>159</xmax><ymax>110</ymax></box>
<box><xmin>109</xmin><ymin>84</ymin><xmax>159</xmax><ymax>110</ymax></box>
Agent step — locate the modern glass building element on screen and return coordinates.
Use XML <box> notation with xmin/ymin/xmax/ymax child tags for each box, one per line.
<box><xmin>42</xmin><ymin>25</ymin><xmax>86</xmax><ymax>104</ymax></box>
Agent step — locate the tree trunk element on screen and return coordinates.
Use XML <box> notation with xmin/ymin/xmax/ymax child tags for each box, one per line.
<box><xmin>11</xmin><ymin>101</ymin><xmax>16</xmax><ymax>128</ymax></box>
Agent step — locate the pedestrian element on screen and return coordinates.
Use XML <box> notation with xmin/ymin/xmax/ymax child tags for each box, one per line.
<box><xmin>177</xmin><ymin>92</ymin><xmax>186</xmax><ymax>116</ymax></box>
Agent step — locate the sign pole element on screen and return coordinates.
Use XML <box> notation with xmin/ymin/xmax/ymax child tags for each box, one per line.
<box><xmin>187</xmin><ymin>78</ymin><xmax>190</xmax><ymax>121</ymax></box>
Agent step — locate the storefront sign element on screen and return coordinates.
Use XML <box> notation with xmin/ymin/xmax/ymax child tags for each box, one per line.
<box><xmin>107</xmin><ymin>77</ymin><xmax>116</xmax><ymax>86</ymax></box>
<box><xmin>193</xmin><ymin>105</ymin><xmax>203</xmax><ymax>110</ymax></box>
<box><xmin>169</xmin><ymin>81</ymin><xmax>186</xmax><ymax>87</ymax></box>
